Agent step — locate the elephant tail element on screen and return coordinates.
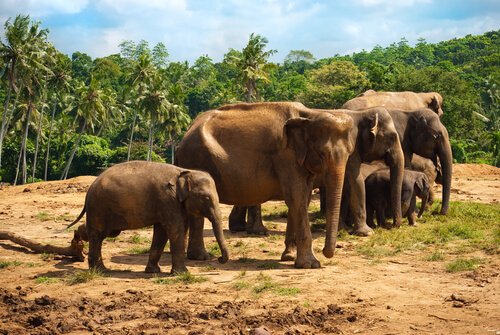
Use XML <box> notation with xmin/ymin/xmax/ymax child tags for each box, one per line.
<box><xmin>66</xmin><ymin>206</ymin><xmax>86</xmax><ymax>229</ymax></box>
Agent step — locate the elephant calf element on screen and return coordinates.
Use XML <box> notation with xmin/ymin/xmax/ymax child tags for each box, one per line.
<box><xmin>68</xmin><ymin>161</ymin><xmax>229</xmax><ymax>274</ymax></box>
<box><xmin>365</xmin><ymin>168</ymin><xmax>430</xmax><ymax>227</ymax></box>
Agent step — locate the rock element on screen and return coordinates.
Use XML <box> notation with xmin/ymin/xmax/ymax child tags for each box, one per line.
<box><xmin>35</xmin><ymin>295</ymin><xmax>55</xmax><ymax>306</ymax></box>
<box><xmin>452</xmin><ymin>301</ymin><xmax>464</xmax><ymax>308</ymax></box>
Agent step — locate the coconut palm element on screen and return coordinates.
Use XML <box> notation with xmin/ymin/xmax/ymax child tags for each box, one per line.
<box><xmin>60</xmin><ymin>76</ymin><xmax>111</xmax><ymax>180</ymax></box>
<box><xmin>125</xmin><ymin>52</ymin><xmax>156</xmax><ymax>161</ymax></box>
<box><xmin>44</xmin><ymin>50</ymin><xmax>72</xmax><ymax>180</ymax></box>
<box><xmin>0</xmin><ymin>15</ymin><xmax>49</xmax><ymax>169</ymax></box>
<box><xmin>230</xmin><ymin>33</ymin><xmax>276</xmax><ymax>102</ymax></box>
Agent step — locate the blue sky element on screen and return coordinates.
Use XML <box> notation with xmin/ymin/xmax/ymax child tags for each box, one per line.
<box><xmin>1</xmin><ymin>0</ymin><xmax>499</xmax><ymax>63</ymax></box>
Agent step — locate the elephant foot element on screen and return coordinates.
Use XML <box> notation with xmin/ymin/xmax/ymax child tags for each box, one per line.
<box><xmin>352</xmin><ymin>225</ymin><xmax>374</xmax><ymax>236</ymax></box>
<box><xmin>229</xmin><ymin>206</ymin><xmax>247</xmax><ymax>232</ymax></box>
<box><xmin>246</xmin><ymin>225</ymin><xmax>269</xmax><ymax>236</ymax></box>
<box><xmin>229</xmin><ymin>222</ymin><xmax>246</xmax><ymax>232</ymax></box>
<box><xmin>145</xmin><ymin>263</ymin><xmax>161</xmax><ymax>273</ymax></box>
<box><xmin>187</xmin><ymin>249</ymin><xmax>211</xmax><ymax>261</ymax></box>
<box><xmin>281</xmin><ymin>251</ymin><xmax>295</xmax><ymax>262</ymax></box>
<box><xmin>89</xmin><ymin>263</ymin><xmax>108</xmax><ymax>272</ymax></box>
<box><xmin>294</xmin><ymin>254</ymin><xmax>321</xmax><ymax>269</ymax></box>
<box><xmin>170</xmin><ymin>265</ymin><xmax>188</xmax><ymax>274</ymax></box>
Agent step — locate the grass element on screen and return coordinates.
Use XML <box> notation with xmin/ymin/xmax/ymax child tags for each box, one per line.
<box><xmin>35</xmin><ymin>276</ymin><xmax>59</xmax><ymax>284</ymax></box>
<box><xmin>424</xmin><ymin>250</ymin><xmax>445</xmax><ymax>262</ymax></box>
<box><xmin>65</xmin><ymin>268</ymin><xmax>104</xmax><ymax>285</ymax></box>
<box><xmin>262</xmin><ymin>203</ymin><xmax>288</xmax><ymax>220</ymax></box>
<box><xmin>232</xmin><ymin>272</ymin><xmax>301</xmax><ymax>297</ymax></box>
<box><xmin>40</xmin><ymin>253</ymin><xmax>54</xmax><ymax>261</ymax></box>
<box><xmin>0</xmin><ymin>260</ymin><xmax>23</xmax><ymax>268</ymax></box>
<box><xmin>445</xmin><ymin>257</ymin><xmax>484</xmax><ymax>272</ymax></box>
<box><xmin>128</xmin><ymin>246</ymin><xmax>150</xmax><ymax>254</ymax></box>
<box><xmin>207</xmin><ymin>242</ymin><xmax>221</xmax><ymax>257</ymax></box>
<box><xmin>354</xmin><ymin>202</ymin><xmax>500</xmax><ymax>259</ymax></box>
<box><xmin>129</xmin><ymin>234</ymin><xmax>150</xmax><ymax>244</ymax></box>
<box><xmin>153</xmin><ymin>272</ymin><xmax>207</xmax><ymax>285</ymax></box>
<box><xmin>36</xmin><ymin>211</ymin><xmax>52</xmax><ymax>221</ymax></box>
<box><xmin>257</xmin><ymin>261</ymin><xmax>280</xmax><ymax>270</ymax></box>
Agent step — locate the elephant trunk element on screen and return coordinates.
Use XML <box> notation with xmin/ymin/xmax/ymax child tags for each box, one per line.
<box><xmin>417</xmin><ymin>188</ymin><xmax>429</xmax><ymax>218</ymax></box>
<box><xmin>323</xmin><ymin>163</ymin><xmax>346</xmax><ymax>258</ymax></box>
<box><xmin>209</xmin><ymin>208</ymin><xmax>229</xmax><ymax>263</ymax></box>
<box><xmin>438</xmin><ymin>137</ymin><xmax>453</xmax><ymax>215</ymax></box>
<box><xmin>388</xmin><ymin>144</ymin><xmax>404</xmax><ymax>227</ymax></box>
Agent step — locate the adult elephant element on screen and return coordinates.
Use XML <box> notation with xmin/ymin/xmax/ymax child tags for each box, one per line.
<box><xmin>231</xmin><ymin>107</ymin><xmax>405</xmax><ymax>237</ymax></box>
<box><xmin>176</xmin><ymin>102</ymin><xmax>355</xmax><ymax>268</ymax></box>
<box><xmin>387</xmin><ymin>108</ymin><xmax>452</xmax><ymax>215</ymax></box>
<box><xmin>343</xmin><ymin>90</ymin><xmax>444</xmax><ymax>117</ymax></box>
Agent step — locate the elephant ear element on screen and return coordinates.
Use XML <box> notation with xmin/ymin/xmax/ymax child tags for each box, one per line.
<box><xmin>428</xmin><ymin>95</ymin><xmax>441</xmax><ymax>115</ymax></box>
<box><xmin>284</xmin><ymin>117</ymin><xmax>310</xmax><ymax>167</ymax></box>
<box><xmin>176</xmin><ymin>171</ymin><xmax>191</xmax><ymax>202</ymax></box>
<box><xmin>414</xmin><ymin>174</ymin><xmax>429</xmax><ymax>196</ymax></box>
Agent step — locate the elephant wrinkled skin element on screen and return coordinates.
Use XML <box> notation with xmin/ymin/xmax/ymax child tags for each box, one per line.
<box><xmin>176</xmin><ymin>102</ymin><xmax>355</xmax><ymax>268</ymax></box>
<box><xmin>68</xmin><ymin>161</ymin><xmax>229</xmax><ymax>274</ymax></box>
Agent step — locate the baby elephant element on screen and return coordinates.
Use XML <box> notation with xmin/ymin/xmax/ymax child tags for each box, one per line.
<box><xmin>365</xmin><ymin>169</ymin><xmax>430</xmax><ymax>227</ymax></box>
<box><xmin>68</xmin><ymin>161</ymin><xmax>229</xmax><ymax>274</ymax></box>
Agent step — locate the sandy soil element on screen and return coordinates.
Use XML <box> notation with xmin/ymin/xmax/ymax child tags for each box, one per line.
<box><xmin>0</xmin><ymin>164</ymin><xmax>499</xmax><ymax>334</ymax></box>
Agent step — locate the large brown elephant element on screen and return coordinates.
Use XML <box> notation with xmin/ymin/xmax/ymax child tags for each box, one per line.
<box><xmin>343</xmin><ymin>90</ymin><xmax>444</xmax><ymax>117</ymax></box>
<box><xmin>231</xmin><ymin>107</ymin><xmax>405</xmax><ymax>237</ymax></box>
<box><xmin>175</xmin><ymin>102</ymin><xmax>355</xmax><ymax>268</ymax></box>
<box><xmin>68</xmin><ymin>161</ymin><xmax>229</xmax><ymax>274</ymax></box>
<box><xmin>387</xmin><ymin>108</ymin><xmax>452</xmax><ymax>214</ymax></box>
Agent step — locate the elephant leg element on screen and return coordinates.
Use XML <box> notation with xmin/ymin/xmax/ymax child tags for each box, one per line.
<box><xmin>319</xmin><ymin>186</ymin><xmax>326</xmax><ymax>216</ymax></box>
<box><xmin>348</xmin><ymin>172</ymin><xmax>374</xmax><ymax>236</ymax></box>
<box><xmin>145</xmin><ymin>224</ymin><xmax>169</xmax><ymax>273</ymax></box>
<box><xmin>375</xmin><ymin>205</ymin><xmax>388</xmax><ymax>229</ymax></box>
<box><xmin>281</xmin><ymin>216</ymin><xmax>297</xmax><ymax>261</ymax></box>
<box><xmin>366</xmin><ymin>203</ymin><xmax>376</xmax><ymax>229</ymax></box>
<box><xmin>186</xmin><ymin>215</ymin><xmax>210</xmax><ymax>261</ymax></box>
<box><xmin>246</xmin><ymin>204</ymin><xmax>268</xmax><ymax>235</ymax></box>
<box><xmin>228</xmin><ymin>206</ymin><xmax>247</xmax><ymax>232</ymax></box>
<box><xmin>87</xmin><ymin>229</ymin><xmax>106</xmax><ymax>271</ymax></box>
<box><xmin>407</xmin><ymin>194</ymin><xmax>418</xmax><ymax>226</ymax></box>
<box><xmin>168</xmin><ymin>220</ymin><xmax>188</xmax><ymax>274</ymax></box>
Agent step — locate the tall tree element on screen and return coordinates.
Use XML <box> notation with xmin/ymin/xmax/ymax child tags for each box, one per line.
<box><xmin>61</xmin><ymin>76</ymin><xmax>111</xmax><ymax>179</ymax></box>
<box><xmin>230</xmin><ymin>33</ymin><xmax>276</xmax><ymax>102</ymax></box>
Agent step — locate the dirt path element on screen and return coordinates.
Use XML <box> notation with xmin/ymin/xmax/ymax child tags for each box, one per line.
<box><xmin>0</xmin><ymin>164</ymin><xmax>498</xmax><ymax>334</ymax></box>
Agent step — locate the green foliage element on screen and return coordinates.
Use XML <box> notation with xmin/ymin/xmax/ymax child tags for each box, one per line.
<box><xmin>65</xmin><ymin>268</ymin><xmax>104</xmax><ymax>285</ymax></box>
<box><xmin>0</xmin><ymin>260</ymin><xmax>23</xmax><ymax>268</ymax></box>
<box><xmin>153</xmin><ymin>272</ymin><xmax>207</xmax><ymax>285</ymax></box>
<box><xmin>35</xmin><ymin>276</ymin><xmax>59</xmax><ymax>284</ymax></box>
<box><xmin>355</xmin><ymin>202</ymin><xmax>500</xmax><ymax>258</ymax></box>
<box><xmin>445</xmin><ymin>258</ymin><xmax>484</xmax><ymax>272</ymax></box>
<box><xmin>69</xmin><ymin>135</ymin><xmax>112</xmax><ymax>176</ymax></box>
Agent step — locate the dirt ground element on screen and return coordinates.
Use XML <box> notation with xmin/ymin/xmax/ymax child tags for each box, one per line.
<box><xmin>0</xmin><ymin>164</ymin><xmax>499</xmax><ymax>334</ymax></box>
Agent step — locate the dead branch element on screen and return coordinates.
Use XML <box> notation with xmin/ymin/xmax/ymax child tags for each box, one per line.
<box><xmin>0</xmin><ymin>231</ymin><xmax>85</xmax><ymax>261</ymax></box>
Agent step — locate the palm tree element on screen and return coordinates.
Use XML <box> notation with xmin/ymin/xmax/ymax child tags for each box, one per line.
<box><xmin>230</xmin><ymin>33</ymin><xmax>276</xmax><ymax>102</ymax></box>
<box><xmin>0</xmin><ymin>15</ymin><xmax>48</xmax><ymax>169</ymax></box>
<box><xmin>44</xmin><ymin>51</ymin><xmax>72</xmax><ymax>180</ymax></box>
<box><xmin>60</xmin><ymin>76</ymin><xmax>110</xmax><ymax>180</ymax></box>
<box><xmin>125</xmin><ymin>53</ymin><xmax>156</xmax><ymax>161</ymax></box>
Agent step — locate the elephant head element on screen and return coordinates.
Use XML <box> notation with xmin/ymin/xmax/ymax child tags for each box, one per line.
<box><xmin>174</xmin><ymin>170</ymin><xmax>229</xmax><ymax>263</ymax></box>
<box><xmin>285</xmin><ymin>112</ymin><xmax>354</xmax><ymax>258</ymax></box>
<box><xmin>408</xmin><ymin>109</ymin><xmax>452</xmax><ymax>215</ymax></box>
<box><xmin>420</xmin><ymin>92</ymin><xmax>444</xmax><ymax>117</ymax></box>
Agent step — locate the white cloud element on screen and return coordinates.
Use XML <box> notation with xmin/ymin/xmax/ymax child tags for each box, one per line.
<box><xmin>0</xmin><ymin>0</ymin><xmax>88</xmax><ymax>17</ymax></box>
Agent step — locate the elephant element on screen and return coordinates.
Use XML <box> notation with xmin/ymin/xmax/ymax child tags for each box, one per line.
<box><xmin>386</xmin><ymin>108</ymin><xmax>452</xmax><ymax>215</ymax></box>
<box><xmin>67</xmin><ymin>161</ymin><xmax>229</xmax><ymax>274</ymax></box>
<box><xmin>232</xmin><ymin>107</ymin><xmax>405</xmax><ymax>237</ymax></box>
<box><xmin>342</xmin><ymin>90</ymin><xmax>444</xmax><ymax>117</ymax></box>
<box><xmin>364</xmin><ymin>167</ymin><xmax>430</xmax><ymax>227</ymax></box>
<box><xmin>175</xmin><ymin>102</ymin><xmax>355</xmax><ymax>268</ymax></box>
<box><xmin>411</xmin><ymin>154</ymin><xmax>442</xmax><ymax>206</ymax></box>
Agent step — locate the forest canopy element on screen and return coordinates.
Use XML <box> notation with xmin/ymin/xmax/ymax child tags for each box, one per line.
<box><xmin>0</xmin><ymin>14</ymin><xmax>498</xmax><ymax>184</ymax></box>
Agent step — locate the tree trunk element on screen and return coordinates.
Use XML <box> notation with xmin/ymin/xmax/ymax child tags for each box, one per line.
<box><xmin>147</xmin><ymin>110</ymin><xmax>154</xmax><ymax>161</ymax></box>
<box><xmin>18</xmin><ymin>100</ymin><xmax>33</xmax><ymax>185</ymax></box>
<box><xmin>127</xmin><ymin>110</ymin><xmax>138</xmax><ymax>161</ymax></box>
<box><xmin>0</xmin><ymin>231</ymin><xmax>85</xmax><ymax>261</ymax></box>
<box><xmin>32</xmin><ymin>98</ymin><xmax>46</xmax><ymax>182</ymax></box>
<box><xmin>61</xmin><ymin>119</ymin><xmax>87</xmax><ymax>180</ymax></box>
<box><xmin>44</xmin><ymin>100</ymin><xmax>57</xmax><ymax>181</ymax></box>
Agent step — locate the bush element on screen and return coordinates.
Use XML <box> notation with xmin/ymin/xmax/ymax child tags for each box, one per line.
<box><xmin>109</xmin><ymin>142</ymin><xmax>166</xmax><ymax>164</ymax></box>
<box><xmin>68</xmin><ymin>135</ymin><xmax>113</xmax><ymax>176</ymax></box>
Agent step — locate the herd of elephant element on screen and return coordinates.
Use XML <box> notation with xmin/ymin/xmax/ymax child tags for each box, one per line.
<box><xmin>68</xmin><ymin>90</ymin><xmax>452</xmax><ymax>274</ymax></box>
